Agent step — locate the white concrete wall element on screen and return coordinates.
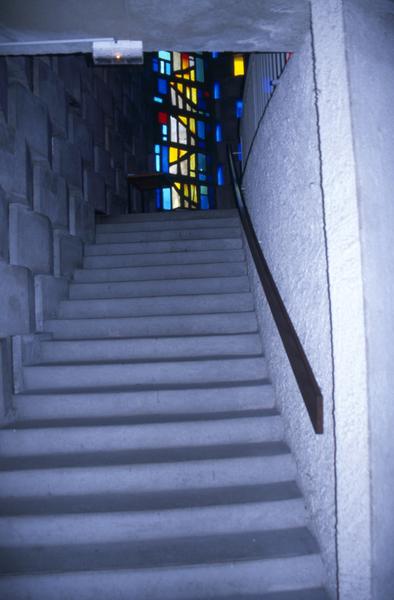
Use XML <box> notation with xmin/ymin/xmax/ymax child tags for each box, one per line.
<box><xmin>0</xmin><ymin>55</ymin><xmax>147</xmax><ymax>421</ymax></box>
<box><xmin>241</xmin><ymin>1</ymin><xmax>381</xmax><ymax>596</ymax></box>
<box><xmin>343</xmin><ymin>1</ymin><xmax>394</xmax><ymax>597</ymax></box>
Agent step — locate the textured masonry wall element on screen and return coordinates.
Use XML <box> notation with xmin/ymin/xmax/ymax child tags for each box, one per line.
<box><xmin>0</xmin><ymin>55</ymin><xmax>147</xmax><ymax>420</ymax></box>
<box><xmin>241</xmin><ymin>36</ymin><xmax>336</xmax><ymax>597</ymax></box>
<box><xmin>343</xmin><ymin>1</ymin><xmax>394</xmax><ymax>596</ymax></box>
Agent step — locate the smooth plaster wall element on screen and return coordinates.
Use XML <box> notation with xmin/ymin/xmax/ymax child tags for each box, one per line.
<box><xmin>343</xmin><ymin>1</ymin><xmax>394</xmax><ymax>596</ymax></box>
<box><xmin>241</xmin><ymin>37</ymin><xmax>336</xmax><ymax>597</ymax></box>
<box><xmin>0</xmin><ymin>55</ymin><xmax>147</xmax><ymax>421</ymax></box>
<box><xmin>0</xmin><ymin>0</ymin><xmax>309</xmax><ymax>53</ymax></box>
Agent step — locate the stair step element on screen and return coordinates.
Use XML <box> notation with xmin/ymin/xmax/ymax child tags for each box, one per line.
<box><xmin>83</xmin><ymin>248</ymin><xmax>245</xmax><ymax>269</ymax></box>
<box><xmin>36</xmin><ymin>334</ymin><xmax>263</xmax><ymax>364</ymax></box>
<box><xmin>12</xmin><ymin>383</ymin><xmax>274</xmax><ymax>421</ymax></box>
<box><xmin>0</xmin><ymin>442</ymin><xmax>296</xmax><ymax>496</ymax></box>
<box><xmin>95</xmin><ymin>227</ymin><xmax>242</xmax><ymax>244</ymax></box>
<box><xmin>73</xmin><ymin>261</ymin><xmax>247</xmax><ymax>283</ymax></box>
<box><xmin>21</xmin><ymin>356</ymin><xmax>267</xmax><ymax>392</ymax></box>
<box><xmin>1</xmin><ymin>412</ymin><xmax>281</xmax><ymax>456</ymax></box>
<box><xmin>0</xmin><ymin>527</ymin><xmax>319</xmax><ymax>572</ymax></box>
<box><xmin>84</xmin><ymin>237</ymin><xmax>243</xmax><ymax>256</ymax></box>
<box><xmin>97</xmin><ymin>208</ymin><xmax>238</xmax><ymax>224</ymax></box>
<box><xmin>0</xmin><ymin>486</ymin><xmax>306</xmax><ymax>546</ymax></box>
<box><xmin>44</xmin><ymin>311</ymin><xmax>259</xmax><ymax>339</ymax></box>
<box><xmin>0</xmin><ymin>555</ymin><xmax>326</xmax><ymax>599</ymax></box>
<box><xmin>58</xmin><ymin>293</ymin><xmax>254</xmax><ymax>319</ymax></box>
<box><xmin>70</xmin><ymin>275</ymin><xmax>250</xmax><ymax>299</ymax></box>
<box><xmin>0</xmin><ymin>480</ymin><xmax>301</xmax><ymax>516</ymax></box>
<box><xmin>96</xmin><ymin>216</ymin><xmax>240</xmax><ymax>233</ymax></box>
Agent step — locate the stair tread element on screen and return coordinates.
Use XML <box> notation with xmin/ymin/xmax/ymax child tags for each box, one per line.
<box><xmin>5</xmin><ymin>408</ymin><xmax>277</xmax><ymax>430</ymax></box>
<box><xmin>0</xmin><ymin>441</ymin><xmax>289</xmax><ymax>471</ymax></box>
<box><xmin>0</xmin><ymin>481</ymin><xmax>301</xmax><ymax>516</ymax></box>
<box><xmin>0</xmin><ymin>527</ymin><xmax>319</xmax><ymax>575</ymax></box>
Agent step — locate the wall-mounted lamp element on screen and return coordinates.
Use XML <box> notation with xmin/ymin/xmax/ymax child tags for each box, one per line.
<box><xmin>0</xmin><ymin>38</ymin><xmax>144</xmax><ymax>65</ymax></box>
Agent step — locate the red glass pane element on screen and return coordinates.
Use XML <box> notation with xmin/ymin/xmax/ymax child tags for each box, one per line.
<box><xmin>181</xmin><ymin>53</ymin><xmax>189</xmax><ymax>70</ymax></box>
<box><xmin>204</xmin><ymin>91</ymin><xmax>210</xmax><ymax>98</ymax></box>
<box><xmin>158</xmin><ymin>111</ymin><xmax>168</xmax><ymax>124</ymax></box>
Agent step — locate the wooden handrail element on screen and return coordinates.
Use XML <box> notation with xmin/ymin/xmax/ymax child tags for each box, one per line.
<box><xmin>227</xmin><ymin>146</ymin><xmax>323</xmax><ymax>433</ymax></box>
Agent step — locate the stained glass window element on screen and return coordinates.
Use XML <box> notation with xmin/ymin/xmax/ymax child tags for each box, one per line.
<box><xmin>151</xmin><ymin>51</ymin><xmax>216</xmax><ymax>210</ymax></box>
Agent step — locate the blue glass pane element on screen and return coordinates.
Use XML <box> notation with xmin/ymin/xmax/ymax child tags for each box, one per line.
<box><xmin>160</xmin><ymin>61</ymin><xmax>165</xmax><ymax>74</ymax></box>
<box><xmin>159</xmin><ymin>50</ymin><xmax>171</xmax><ymax>61</ymax></box>
<box><xmin>158</xmin><ymin>78</ymin><xmax>168</xmax><ymax>94</ymax></box>
<box><xmin>213</xmin><ymin>82</ymin><xmax>220</xmax><ymax>99</ymax></box>
<box><xmin>161</xmin><ymin>146</ymin><xmax>169</xmax><ymax>172</ymax></box>
<box><xmin>236</xmin><ymin>100</ymin><xmax>243</xmax><ymax>118</ymax></box>
<box><xmin>198</xmin><ymin>153</ymin><xmax>206</xmax><ymax>171</ymax></box>
<box><xmin>196</xmin><ymin>57</ymin><xmax>204</xmax><ymax>82</ymax></box>
<box><xmin>155</xmin><ymin>155</ymin><xmax>160</xmax><ymax>171</ymax></box>
<box><xmin>201</xmin><ymin>195</ymin><xmax>209</xmax><ymax>209</ymax></box>
<box><xmin>153</xmin><ymin>58</ymin><xmax>159</xmax><ymax>72</ymax></box>
<box><xmin>198</xmin><ymin>141</ymin><xmax>206</xmax><ymax>148</ymax></box>
<box><xmin>238</xmin><ymin>142</ymin><xmax>242</xmax><ymax>162</ymax></box>
<box><xmin>165</xmin><ymin>62</ymin><xmax>171</xmax><ymax>75</ymax></box>
<box><xmin>156</xmin><ymin>189</ymin><xmax>161</xmax><ymax>209</ymax></box>
<box><xmin>201</xmin><ymin>186</ymin><xmax>208</xmax><ymax>195</ymax></box>
<box><xmin>162</xmin><ymin>187</ymin><xmax>171</xmax><ymax>210</ymax></box>
<box><xmin>199</xmin><ymin>174</ymin><xmax>207</xmax><ymax>181</ymax></box>
<box><xmin>197</xmin><ymin>121</ymin><xmax>206</xmax><ymax>139</ymax></box>
<box><xmin>153</xmin><ymin>96</ymin><xmax>163</xmax><ymax>103</ymax></box>
<box><xmin>162</xmin><ymin>125</ymin><xmax>168</xmax><ymax>135</ymax></box>
<box><xmin>217</xmin><ymin>165</ymin><xmax>224</xmax><ymax>186</ymax></box>
<box><xmin>211</xmin><ymin>52</ymin><xmax>219</xmax><ymax>58</ymax></box>
<box><xmin>155</xmin><ymin>144</ymin><xmax>160</xmax><ymax>153</ymax></box>
<box><xmin>215</xmin><ymin>124</ymin><xmax>222</xmax><ymax>142</ymax></box>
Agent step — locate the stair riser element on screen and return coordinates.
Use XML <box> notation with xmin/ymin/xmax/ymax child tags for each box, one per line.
<box><xmin>0</xmin><ymin>455</ymin><xmax>296</xmax><ymax>497</ymax></box>
<box><xmin>97</xmin><ymin>209</ymin><xmax>238</xmax><ymax>224</ymax></box>
<box><xmin>73</xmin><ymin>262</ymin><xmax>247</xmax><ymax>283</ymax></box>
<box><xmin>13</xmin><ymin>385</ymin><xmax>275</xmax><ymax>421</ymax></box>
<box><xmin>22</xmin><ymin>357</ymin><xmax>268</xmax><ymax>392</ymax></box>
<box><xmin>0</xmin><ymin>417</ymin><xmax>282</xmax><ymax>456</ymax></box>
<box><xmin>57</xmin><ymin>294</ymin><xmax>254</xmax><ymax>319</ymax></box>
<box><xmin>83</xmin><ymin>249</ymin><xmax>245</xmax><ymax>269</ymax></box>
<box><xmin>38</xmin><ymin>334</ymin><xmax>263</xmax><ymax>364</ymax></box>
<box><xmin>0</xmin><ymin>499</ymin><xmax>306</xmax><ymax>547</ymax></box>
<box><xmin>44</xmin><ymin>313</ymin><xmax>259</xmax><ymax>339</ymax></box>
<box><xmin>0</xmin><ymin>556</ymin><xmax>325</xmax><ymax>600</ymax></box>
<box><xmin>96</xmin><ymin>227</ymin><xmax>242</xmax><ymax>244</ymax></box>
<box><xmin>84</xmin><ymin>238</ymin><xmax>243</xmax><ymax>256</ymax></box>
<box><xmin>70</xmin><ymin>276</ymin><xmax>250</xmax><ymax>299</ymax></box>
<box><xmin>96</xmin><ymin>217</ymin><xmax>240</xmax><ymax>233</ymax></box>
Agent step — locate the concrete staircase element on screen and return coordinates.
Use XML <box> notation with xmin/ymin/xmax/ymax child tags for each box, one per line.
<box><xmin>0</xmin><ymin>209</ymin><xmax>328</xmax><ymax>599</ymax></box>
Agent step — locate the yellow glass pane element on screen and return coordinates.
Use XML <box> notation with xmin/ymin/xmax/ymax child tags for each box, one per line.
<box><xmin>184</xmin><ymin>184</ymin><xmax>189</xmax><ymax>197</ymax></box>
<box><xmin>177</xmin><ymin>83</ymin><xmax>184</xmax><ymax>93</ymax></box>
<box><xmin>190</xmin><ymin>185</ymin><xmax>197</xmax><ymax>203</ymax></box>
<box><xmin>186</xmin><ymin>86</ymin><xmax>191</xmax><ymax>100</ymax></box>
<box><xmin>191</xmin><ymin>87</ymin><xmax>197</xmax><ymax>104</ymax></box>
<box><xmin>169</xmin><ymin>147</ymin><xmax>178</xmax><ymax>163</ymax></box>
<box><xmin>189</xmin><ymin>118</ymin><xmax>196</xmax><ymax>134</ymax></box>
<box><xmin>174</xmin><ymin>181</ymin><xmax>181</xmax><ymax>190</ymax></box>
<box><xmin>234</xmin><ymin>54</ymin><xmax>245</xmax><ymax>76</ymax></box>
<box><xmin>190</xmin><ymin>69</ymin><xmax>195</xmax><ymax>81</ymax></box>
<box><xmin>190</xmin><ymin>154</ymin><xmax>196</xmax><ymax>170</ymax></box>
<box><xmin>179</xmin><ymin>115</ymin><xmax>188</xmax><ymax>126</ymax></box>
<box><xmin>183</xmin><ymin>72</ymin><xmax>190</xmax><ymax>80</ymax></box>
<box><xmin>179</xmin><ymin>149</ymin><xmax>188</xmax><ymax>159</ymax></box>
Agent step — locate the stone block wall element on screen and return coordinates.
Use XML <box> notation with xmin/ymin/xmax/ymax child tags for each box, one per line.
<box><xmin>0</xmin><ymin>54</ymin><xmax>148</xmax><ymax>420</ymax></box>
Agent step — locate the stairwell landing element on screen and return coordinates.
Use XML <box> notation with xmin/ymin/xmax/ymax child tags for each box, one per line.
<box><xmin>0</xmin><ymin>209</ymin><xmax>328</xmax><ymax>599</ymax></box>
